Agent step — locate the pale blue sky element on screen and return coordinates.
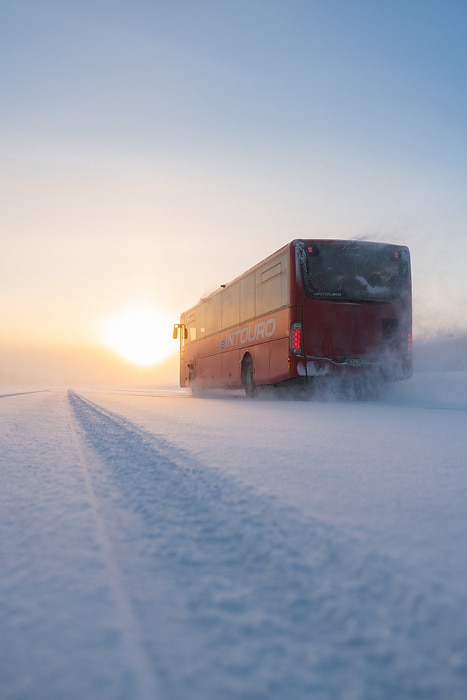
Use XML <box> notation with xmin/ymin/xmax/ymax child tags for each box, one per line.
<box><xmin>2</xmin><ymin>0</ymin><xmax>467</xmax><ymax>362</ymax></box>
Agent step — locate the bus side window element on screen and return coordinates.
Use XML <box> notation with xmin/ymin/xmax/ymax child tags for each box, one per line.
<box><xmin>256</xmin><ymin>255</ymin><xmax>288</xmax><ymax>315</ymax></box>
<box><xmin>205</xmin><ymin>295</ymin><xmax>222</xmax><ymax>335</ymax></box>
<box><xmin>240</xmin><ymin>273</ymin><xmax>255</xmax><ymax>321</ymax></box>
<box><xmin>221</xmin><ymin>282</ymin><xmax>240</xmax><ymax>328</ymax></box>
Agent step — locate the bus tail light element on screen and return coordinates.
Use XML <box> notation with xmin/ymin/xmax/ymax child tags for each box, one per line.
<box><xmin>407</xmin><ymin>331</ymin><xmax>413</xmax><ymax>353</ymax></box>
<box><xmin>290</xmin><ymin>322</ymin><xmax>303</xmax><ymax>355</ymax></box>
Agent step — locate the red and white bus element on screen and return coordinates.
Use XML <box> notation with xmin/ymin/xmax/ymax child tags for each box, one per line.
<box><xmin>173</xmin><ymin>239</ymin><xmax>412</xmax><ymax>396</ymax></box>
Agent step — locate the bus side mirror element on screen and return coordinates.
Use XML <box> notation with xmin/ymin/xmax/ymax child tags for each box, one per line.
<box><xmin>173</xmin><ymin>324</ymin><xmax>188</xmax><ymax>340</ymax></box>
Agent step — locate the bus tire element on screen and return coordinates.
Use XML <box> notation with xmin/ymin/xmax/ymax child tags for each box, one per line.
<box><xmin>242</xmin><ymin>355</ymin><xmax>256</xmax><ymax>398</ymax></box>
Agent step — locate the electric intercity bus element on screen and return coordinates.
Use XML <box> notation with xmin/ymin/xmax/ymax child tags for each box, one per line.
<box><xmin>173</xmin><ymin>239</ymin><xmax>412</xmax><ymax>396</ymax></box>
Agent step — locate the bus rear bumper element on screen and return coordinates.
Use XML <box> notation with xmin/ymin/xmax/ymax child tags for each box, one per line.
<box><xmin>296</xmin><ymin>357</ymin><xmax>412</xmax><ymax>382</ymax></box>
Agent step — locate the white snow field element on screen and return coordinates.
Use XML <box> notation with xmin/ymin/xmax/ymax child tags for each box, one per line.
<box><xmin>1</xmin><ymin>369</ymin><xmax>467</xmax><ymax>699</ymax></box>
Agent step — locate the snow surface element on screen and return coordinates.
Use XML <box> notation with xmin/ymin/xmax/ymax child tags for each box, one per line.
<box><xmin>1</xmin><ymin>370</ymin><xmax>467</xmax><ymax>699</ymax></box>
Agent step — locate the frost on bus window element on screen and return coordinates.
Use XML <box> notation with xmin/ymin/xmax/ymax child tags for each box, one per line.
<box><xmin>354</xmin><ymin>275</ymin><xmax>391</xmax><ymax>298</ymax></box>
<box><xmin>302</xmin><ymin>242</ymin><xmax>408</xmax><ymax>303</ymax></box>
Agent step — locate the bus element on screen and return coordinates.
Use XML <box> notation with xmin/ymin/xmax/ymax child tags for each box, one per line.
<box><xmin>173</xmin><ymin>239</ymin><xmax>412</xmax><ymax>396</ymax></box>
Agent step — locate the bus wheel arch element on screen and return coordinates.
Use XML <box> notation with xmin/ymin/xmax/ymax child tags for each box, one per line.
<box><xmin>187</xmin><ymin>363</ymin><xmax>203</xmax><ymax>396</ymax></box>
<box><xmin>187</xmin><ymin>362</ymin><xmax>196</xmax><ymax>384</ymax></box>
<box><xmin>241</xmin><ymin>353</ymin><xmax>256</xmax><ymax>397</ymax></box>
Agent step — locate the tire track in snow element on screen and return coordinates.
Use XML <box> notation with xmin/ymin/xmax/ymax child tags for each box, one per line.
<box><xmin>68</xmin><ymin>391</ymin><xmax>467</xmax><ymax>700</ymax></box>
<box><xmin>0</xmin><ymin>389</ymin><xmax>50</xmax><ymax>399</ymax></box>
<box><xmin>68</xmin><ymin>393</ymin><xmax>162</xmax><ymax>700</ymax></box>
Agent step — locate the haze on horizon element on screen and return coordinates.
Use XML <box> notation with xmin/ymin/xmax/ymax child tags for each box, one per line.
<box><xmin>2</xmin><ymin>0</ymin><xmax>467</xmax><ymax>385</ymax></box>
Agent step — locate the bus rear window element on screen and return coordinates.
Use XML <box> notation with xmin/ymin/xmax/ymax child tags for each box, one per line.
<box><xmin>302</xmin><ymin>242</ymin><xmax>409</xmax><ymax>302</ymax></box>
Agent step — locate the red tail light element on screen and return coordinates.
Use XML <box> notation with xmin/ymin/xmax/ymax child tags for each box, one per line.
<box><xmin>407</xmin><ymin>331</ymin><xmax>413</xmax><ymax>352</ymax></box>
<box><xmin>290</xmin><ymin>322</ymin><xmax>303</xmax><ymax>354</ymax></box>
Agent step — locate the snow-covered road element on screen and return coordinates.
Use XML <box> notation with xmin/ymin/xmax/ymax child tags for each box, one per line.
<box><xmin>1</xmin><ymin>376</ymin><xmax>467</xmax><ymax>699</ymax></box>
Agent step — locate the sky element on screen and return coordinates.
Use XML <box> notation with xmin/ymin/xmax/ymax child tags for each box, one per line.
<box><xmin>2</xmin><ymin>0</ymin><xmax>467</xmax><ymax>384</ymax></box>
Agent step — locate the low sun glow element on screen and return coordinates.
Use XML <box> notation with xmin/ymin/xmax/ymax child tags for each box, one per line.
<box><xmin>101</xmin><ymin>303</ymin><xmax>176</xmax><ymax>366</ymax></box>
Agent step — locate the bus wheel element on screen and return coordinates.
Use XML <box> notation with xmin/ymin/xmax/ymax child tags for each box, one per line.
<box><xmin>242</xmin><ymin>356</ymin><xmax>256</xmax><ymax>398</ymax></box>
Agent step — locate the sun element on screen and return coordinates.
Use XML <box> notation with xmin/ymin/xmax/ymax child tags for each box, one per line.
<box><xmin>101</xmin><ymin>303</ymin><xmax>176</xmax><ymax>366</ymax></box>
